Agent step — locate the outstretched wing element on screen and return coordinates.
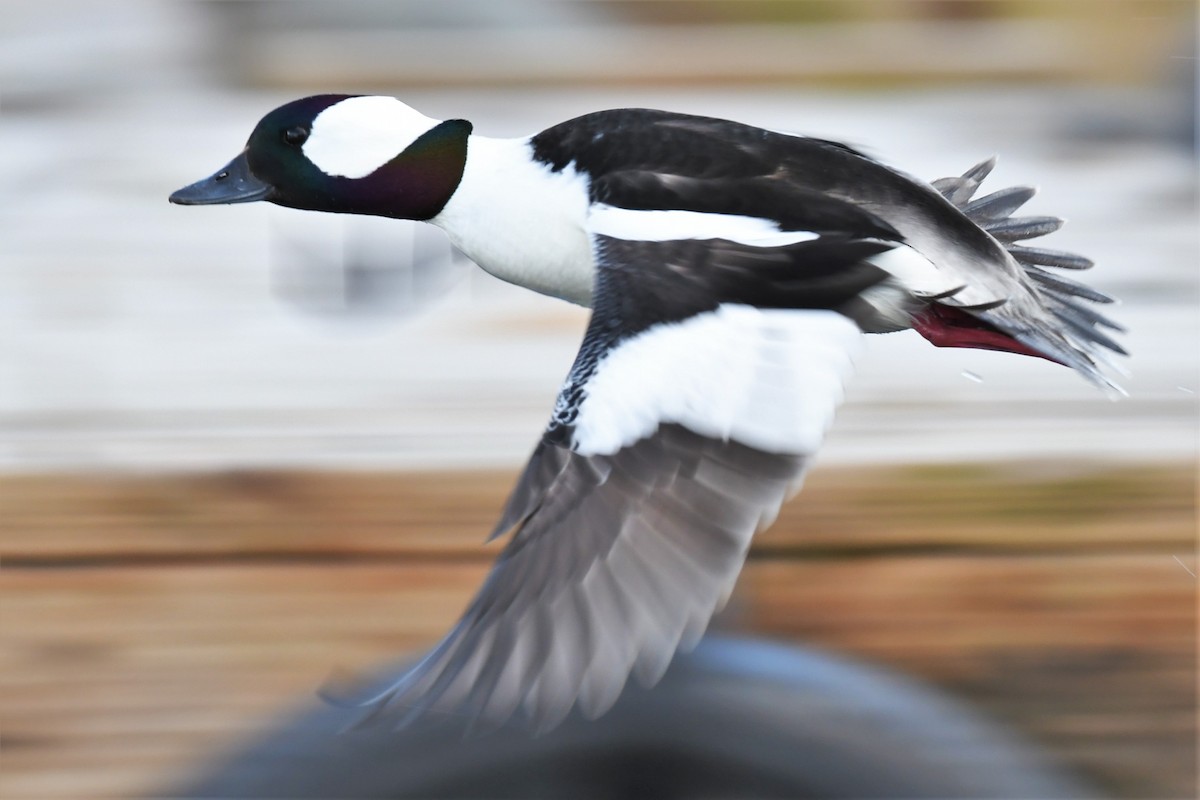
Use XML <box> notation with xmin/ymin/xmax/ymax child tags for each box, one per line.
<box><xmin>349</xmin><ymin>200</ymin><xmax>901</xmax><ymax>733</ymax></box>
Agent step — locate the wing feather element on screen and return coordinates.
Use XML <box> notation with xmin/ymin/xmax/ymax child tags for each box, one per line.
<box><xmin>348</xmin><ymin>196</ymin><xmax>882</xmax><ymax>731</ymax></box>
<box><xmin>351</xmin><ymin>431</ymin><xmax>828</xmax><ymax>730</ymax></box>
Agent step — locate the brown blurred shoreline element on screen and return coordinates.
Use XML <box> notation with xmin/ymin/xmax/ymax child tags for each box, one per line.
<box><xmin>2</xmin><ymin>459</ymin><xmax>1194</xmax><ymax>798</ymax></box>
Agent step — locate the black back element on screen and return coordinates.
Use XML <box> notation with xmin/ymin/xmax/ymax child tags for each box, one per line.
<box><xmin>529</xmin><ymin>108</ymin><xmax>901</xmax><ymax>240</ymax></box>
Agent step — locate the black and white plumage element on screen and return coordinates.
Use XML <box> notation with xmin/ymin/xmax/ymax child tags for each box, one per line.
<box><xmin>170</xmin><ymin>96</ymin><xmax>1125</xmax><ymax>732</ymax></box>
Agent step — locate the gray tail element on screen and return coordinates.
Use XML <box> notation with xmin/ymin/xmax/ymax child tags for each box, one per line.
<box><xmin>933</xmin><ymin>158</ymin><xmax>1127</xmax><ymax>394</ymax></box>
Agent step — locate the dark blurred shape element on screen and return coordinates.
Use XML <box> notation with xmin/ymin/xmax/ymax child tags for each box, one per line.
<box><xmin>171</xmin><ymin>636</ymin><xmax>1095</xmax><ymax>799</ymax></box>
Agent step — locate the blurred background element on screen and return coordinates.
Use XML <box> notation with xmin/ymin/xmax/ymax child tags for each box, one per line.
<box><xmin>1</xmin><ymin>1</ymin><xmax>1196</xmax><ymax>797</ymax></box>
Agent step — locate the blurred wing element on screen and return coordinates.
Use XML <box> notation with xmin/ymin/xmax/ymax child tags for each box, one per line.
<box><xmin>362</xmin><ymin>427</ymin><xmax>808</xmax><ymax>734</ymax></box>
<box><xmin>354</xmin><ymin>207</ymin><xmax>896</xmax><ymax>732</ymax></box>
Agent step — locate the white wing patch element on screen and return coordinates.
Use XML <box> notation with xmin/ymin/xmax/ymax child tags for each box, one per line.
<box><xmin>571</xmin><ymin>305</ymin><xmax>861</xmax><ymax>457</ymax></box>
<box><xmin>589</xmin><ymin>205</ymin><xmax>820</xmax><ymax>247</ymax></box>
<box><xmin>304</xmin><ymin>96</ymin><xmax>442</xmax><ymax>179</ymax></box>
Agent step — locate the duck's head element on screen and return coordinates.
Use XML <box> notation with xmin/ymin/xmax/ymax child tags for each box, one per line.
<box><xmin>169</xmin><ymin>95</ymin><xmax>472</xmax><ymax>221</ymax></box>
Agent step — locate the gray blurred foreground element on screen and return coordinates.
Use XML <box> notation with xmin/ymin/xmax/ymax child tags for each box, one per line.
<box><xmin>172</xmin><ymin>636</ymin><xmax>1094</xmax><ymax>799</ymax></box>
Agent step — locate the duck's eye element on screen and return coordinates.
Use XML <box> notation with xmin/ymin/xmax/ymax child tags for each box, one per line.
<box><xmin>283</xmin><ymin>126</ymin><xmax>309</xmax><ymax>146</ymax></box>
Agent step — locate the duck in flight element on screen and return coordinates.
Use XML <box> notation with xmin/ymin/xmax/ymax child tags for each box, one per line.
<box><xmin>171</xmin><ymin>95</ymin><xmax>1125</xmax><ymax>732</ymax></box>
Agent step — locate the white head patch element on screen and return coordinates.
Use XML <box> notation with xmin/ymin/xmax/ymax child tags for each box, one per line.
<box><xmin>303</xmin><ymin>96</ymin><xmax>442</xmax><ymax>179</ymax></box>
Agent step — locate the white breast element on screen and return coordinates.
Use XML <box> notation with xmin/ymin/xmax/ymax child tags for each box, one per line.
<box><xmin>432</xmin><ymin>136</ymin><xmax>595</xmax><ymax>306</ymax></box>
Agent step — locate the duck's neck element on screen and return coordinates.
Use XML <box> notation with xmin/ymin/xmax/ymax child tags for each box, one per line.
<box><xmin>431</xmin><ymin>135</ymin><xmax>596</xmax><ymax>307</ymax></box>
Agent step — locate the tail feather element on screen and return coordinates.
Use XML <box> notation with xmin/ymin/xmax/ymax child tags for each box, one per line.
<box><xmin>962</xmin><ymin>185</ymin><xmax>1037</xmax><ymax>220</ymax></box>
<box><xmin>981</xmin><ymin>216</ymin><xmax>1065</xmax><ymax>242</ymax></box>
<box><xmin>930</xmin><ymin>159</ymin><xmax>1126</xmax><ymax>393</ymax></box>
<box><xmin>1024</xmin><ymin>265</ymin><xmax>1116</xmax><ymax>305</ymax></box>
<box><xmin>1041</xmin><ymin>293</ymin><xmax>1126</xmax><ymax>334</ymax></box>
<box><xmin>931</xmin><ymin>156</ymin><xmax>996</xmax><ymax>206</ymax></box>
<box><xmin>1046</xmin><ymin>303</ymin><xmax>1128</xmax><ymax>356</ymax></box>
<box><xmin>1006</xmin><ymin>245</ymin><xmax>1093</xmax><ymax>271</ymax></box>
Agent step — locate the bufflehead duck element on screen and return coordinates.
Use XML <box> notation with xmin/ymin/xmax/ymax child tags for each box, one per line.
<box><xmin>171</xmin><ymin>95</ymin><xmax>1125</xmax><ymax>732</ymax></box>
